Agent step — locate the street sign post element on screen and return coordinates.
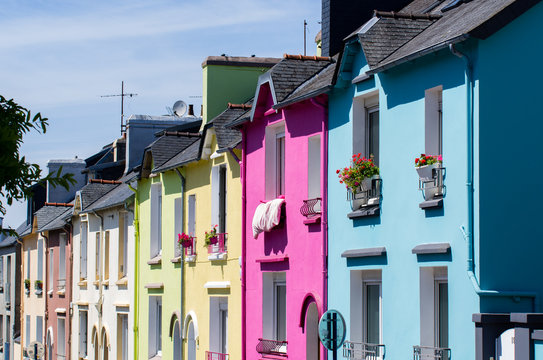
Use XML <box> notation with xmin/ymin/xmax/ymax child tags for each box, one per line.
<box><xmin>318</xmin><ymin>309</ymin><xmax>346</xmax><ymax>360</ymax></box>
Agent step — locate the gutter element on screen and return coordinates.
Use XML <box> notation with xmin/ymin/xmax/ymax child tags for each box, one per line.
<box><xmin>174</xmin><ymin>168</ymin><xmax>186</xmax><ymax>360</ymax></box>
<box><xmin>127</xmin><ymin>183</ymin><xmax>140</xmax><ymax>360</ymax></box>
<box><xmin>41</xmin><ymin>231</ymin><xmax>49</xmax><ymax>348</ymax></box>
<box><xmin>16</xmin><ymin>237</ymin><xmax>23</xmax><ymax>360</ymax></box>
<box><xmin>450</xmin><ymin>44</ymin><xmax>539</xmax><ymax>311</ymax></box>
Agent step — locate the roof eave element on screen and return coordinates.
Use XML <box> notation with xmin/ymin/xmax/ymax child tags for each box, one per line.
<box><xmin>273</xmin><ymin>85</ymin><xmax>332</xmax><ymax>110</ymax></box>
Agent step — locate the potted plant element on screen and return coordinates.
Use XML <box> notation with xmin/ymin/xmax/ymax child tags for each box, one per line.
<box><xmin>204</xmin><ymin>225</ymin><xmax>219</xmax><ymax>246</ymax></box>
<box><xmin>177</xmin><ymin>233</ymin><xmax>193</xmax><ymax>248</ymax></box>
<box><xmin>24</xmin><ymin>279</ymin><xmax>30</xmax><ymax>292</ymax></box>
<box><xmin>415</xmin><ymin>154</ymin><xmax>442</xmax><ymax>181</ymax></box>
<box><xmin>34</xmin><ymin>280</ymin><xmax>43</xmax><ymax>291</ymax></box>
<box><xmin>337</xmin><ymin>153</ymin><xmax>379</xmax><ymax>208</ymax></box>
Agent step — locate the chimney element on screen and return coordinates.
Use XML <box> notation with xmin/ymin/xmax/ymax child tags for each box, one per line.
<box><xmin>188</xmin><ymin>104</ymin><xmax>194</xmax><ymax>116</ymax></box>
<box><xmin>321</xmin><ymin>0</ymin><xmax>413</xmax><ymax>57</ymax></box>
<box><xmin>46</xmin><ymin>159</ymin><xmax>87</xmax><ymax>203</ymax></box>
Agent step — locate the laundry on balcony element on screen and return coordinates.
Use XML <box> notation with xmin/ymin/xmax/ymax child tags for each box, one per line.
<box><xmin>252</xmin><ymin>197</ymin><xmax>286</xmax><ymax>239</ymax></box>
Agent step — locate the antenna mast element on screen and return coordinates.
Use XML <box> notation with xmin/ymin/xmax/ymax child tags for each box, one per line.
<box><xmin>101</xmin><ymin>81</ymin><xmax>138</xmax><ymax>135</ymax></box>
<box><xmin>304</xmin><ymin>20</ymin><xmax>308</xmax><ymax>56</ymax></box>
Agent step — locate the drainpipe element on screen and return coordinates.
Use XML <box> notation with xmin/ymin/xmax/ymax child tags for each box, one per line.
<box><xmin>450</xmin><ymin>44</ymin><xmax>539</xmax><ymax>311</ymax></box>
<box><xmin>16</xmin><ymin>237</ymin><xmax>23</xmax><ymax>360</ymax></box>
<box><xmin>311</xmin><ymin>97</ymin><xmax>329</xmax><ymax>360</ymax></box>
<box><xmin>91</xmin><ymin>211</ymin><xmax>104</xmax><ymax>353</ymax></box>
<box><xmin>62</xmin><ymin>224</ymin><xmax>73</xmax><ymax>360</ymax></box>
<box><xmin>41</xmin><ymin>232</ymin><xmax>49</xmax><ymax>350</ymax></box>
<box><xmin>128</xmin><ymin>183</ymin><xmax>140</xmax><ymax>360</ymax></box>
<box><xmin>174</xmin><ymin>168</ymin><xmax>186</xmax><ymax>360</ymax></box>
<box><xmin>241</xmin><ymin>127</ymin><xmax>247</xmax><ymax>360</ymax></box>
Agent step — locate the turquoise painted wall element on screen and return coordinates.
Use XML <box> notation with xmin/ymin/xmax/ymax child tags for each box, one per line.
<box><xmin>535</xmin><ymin>340</ymin><xmax>543</xmax><ymax>360</ymax></box>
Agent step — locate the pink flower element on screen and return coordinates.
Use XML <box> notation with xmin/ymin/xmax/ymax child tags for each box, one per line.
<box><xmin>437</xmin><ymin>155</ymin><xmax>443</xmax><ymax>162</ymax></box>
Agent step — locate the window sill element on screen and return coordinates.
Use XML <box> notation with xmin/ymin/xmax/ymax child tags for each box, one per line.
<box><xmin>78</xmin><ymin>280</ymin><xmax>87</xmax><ymax>287</ymax></box>
<box><xmin>93</xmin><ymin>280</ymin><xmax>100</xmax><ymax>287</ymax></box>
<box><xmin>34</xmin><ymin>289</ymin><xmax>43</xmax><ymax>296</ymax></box>
<box><xmin>102</xmin><ymin>280</ymin><xmax>109</xmax><ymax>287</ymax></box>
<box><xmin>303</xmin><ymin>215</ymin><xmax>321</xmax><ymax>225</ymax></box>
<box><xmin>186</xmin><ymin>255</ymin><xmax>196</xmax><ymax>263</ymax></box>
<box><xmin>147</xmin><ymin>255</ymin><xmax>162</xmax><ymax>265</ymax></box>
<box><xmin>419</xmin><ymin>196</ymin><xmax>443</xmax><ymax>209</ymax></box>
<box><xmin>348</xmin><ymin>205</ymin><xmax>380</xmax><ymax>219</ymax></box>
<box><xmin>115</xmin><ymin>277</ymin><xmax>128</xmax><ymax>286</ymax></box>
<box><xmin>47</xmin><ymin>289</ymin><xmax>54</xmax><ymax>296</ymax></box>
<box><xmin>170</xmin><ymin>256</ymin><xmax>181</xmax><ymax>263</ymax></box>
<box><xmin>56</xmin><ymin>288</ymin><xmax>66</xmax><ymax>296</ymax></box>
<box><xmin>208</xmin><ymin>252</ymin><xmax>227</xmax><ymax>261</ymax></box>
<box><xmin>149</xmin><ymin>356</ymin><xmax>162</xmax><ymax>360</ymax></box>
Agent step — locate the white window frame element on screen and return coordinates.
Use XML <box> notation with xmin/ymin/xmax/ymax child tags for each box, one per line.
<box><xmin>150</xmin><ymin>183</ymin><xmax>163</xmax><ymax>258</ymax></box>
<box><xmin>273</xmin><ymin>279</ymin><xmax>287</xmax><ymax>342</ymax></box>
<box><xmin>362</xmin><ymin>278</ymin><xmax>382</xmax><ymax>345</ymax></box>
<box><xmin>211</xmin><ymin>165</ymin><xmax>228</xmax><ymax>234</ymax></box>
<box><xmin>104</xmin><ymin>230</ymin><xmax>110</xmax><ymax>281</ymax></box>
<box><xmin>188</xmin><ymin>194</ymin><xmax>196</xmax><ymax>237</ymax></box>
<box><xmin>5</xmin><ymin>256</ymin><xmax>10</xmax><ymax>302</ymax></box>
<box><xmin>265</xmin><ymin>122</ymin><xmax>286</xmax><ymax>200</ymax></box>
<box><xmin>419</xmin><ymin>267</ymin><xmax>448</xmax><ymax>348</ymax></box>
<box><xmin>148</xmin><ymin>296</ymin><xmax>162</xmax><ymax>358</ymax></box>
<box><xmin>79</xmin><ymin>310</ymin><xmax>88</xmax><ymax>358</ymax></box>
<box><xmin>36</xmin><ymin>315</ymin><xmax>43</xmax><ymax>344</ymax></box>
<box><xmin>118</xmin><ymin>313</ymin><xmax>129</xmax><ymax>360</ymax></box>
<box><xmin>209</xmin><ymin>297</ymin><xmax>228</xmax><ymax>354</ymax></box>
<box><xmin>80</xmin><ymin>221</ymin><xmax>88</xmax><ymax>280</ymax></box>
<box><xmin>95</xmin><ymin>232</ymin><xmax>100</xmax><ymax>281</ymax></box>
<box><xmin>59</xmin><ymin>233</ymin><xmax>66</xmax><ymax>284</ymax></box>
<box><xmin>25</xmin><ymin>315</ymin><xmax>30</xmax><ymax>346</ymax></box>
<box><xmin>119</xmin><ymin>212</ymin><xmax>128</xmax><ymax>278</ymax></box>
<box><xmin>57</xmin><ymin>316</ymin><xmax>66</xmax><ymax>358</ymax></box>
<box><xmin>350</xmin><ymin>269</ymin><xmax>383</xmax><ymax>350</ymax></box>
<box><xmin>26</xmin><ymin>248</ymin><xmax>30</xmax><ymax>280</ymax></box>
<box><xmin>424</xmin><ymin>86</ymin><xmax>444</xmax><ymax>156</ymax></box>
<box><xmin>174</xmin><ymin>198</ymin><xmax>183</xmax><ymax>258</ymax></box>
<box><xmin>37</xmin><ymin>239</ymin><xmax>43</xmax><ymax>282</ymax></box>
<box><xmin>307</xmin><ymin>135</ymin><xmax>321</xmax><ymax>200</ymax></box>
<box><xmin>434</xmin><ymin>276</ymin><xmax>448</xmax><ymax>348</ymax></box>
<box><xmin>0</xmin><ymin>256</ymin><xmax>4</xmax><ymax>291</ymax></box>
<box><xmin>48</xmin><ymin>249</ymin><xmax>54</xmax><ymax>293</ymax></box>
<box><xmin>353</xmin><ymin>93</ymin><xmax>379</xmax><ymax>165</ymax></box>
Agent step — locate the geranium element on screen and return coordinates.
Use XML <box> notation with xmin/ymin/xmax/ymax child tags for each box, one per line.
<box><xmin>177</xmin><ymin>232</ymin><xmax>192</xmax><ymax>247</ymax></box>
<box><xmin>337</xmin><ymin>153</ymin><xmax>379</xmax><ymax>194</ymax></box>
<box><xmin>204</xmin><ymin>225</ymin><xmax>219</xmax><ymax>246</ymax></box>
<box><xmin>415</xmin><ymin>153</ymin><xmax>442</xmax><ymax>167</ymax></box>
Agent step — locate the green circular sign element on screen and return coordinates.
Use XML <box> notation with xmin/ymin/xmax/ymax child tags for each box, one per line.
<box><xmin>318</xmin><ymin>309</ymin><xmax>346</xmax><ymax>351</ymax></box>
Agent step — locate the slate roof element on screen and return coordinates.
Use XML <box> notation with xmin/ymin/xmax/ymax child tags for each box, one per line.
<box><xmin>83</xmin><ymin>184</ymin><xmax>133</xmax><ymax>213</ymax></box>
<box><xmin>154</xmin><ymin>139</ymin><xmax>202</xmax><ymax>173</ymax></box>
<box><xmin>35</xmin><ymin>205</ymin><xmax>72</xmax><ymax>232</ymax></box>
<box><xmin>268</xmin><ymin>57</ymin><xmax>334</xmax><ymax>103</ymax></box>
<box><xmin>146</xmin><ymin>134</ymin><xmax>201</xmax><ymax>171</ymax></box>
<box><xmin>274</xmin><ymin>62</ymin><xmax>337</xmax><ymax>109</ymax></box>
<box><xmin>358</xmin><ymin>0</ymin><xmax>540</xmax><ymax>73</ymax></box>
<box><xmin>40</xmin><ymin>206</ymin><xmax>73</xmax><ymax>232</ymax></box>
<box><xmin>0</xmin><ymin>221</ymin><xmax>28</xmax><ymax>247</ymax></box>
<box><xmin>78</xmin><ymin>183</ymin><xmax>119</xmax><ymax>211</ymax></box>
<box><xmin>209</xmin><ymin>101</ymin><xmax>252</xmax><ymax>151</ymax></box>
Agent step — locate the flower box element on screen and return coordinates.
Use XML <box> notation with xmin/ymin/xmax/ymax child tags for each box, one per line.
<box><xmin>416</xmin><ymin>163</ymin><xmax>440</xmax><ymax>182</ymax></box>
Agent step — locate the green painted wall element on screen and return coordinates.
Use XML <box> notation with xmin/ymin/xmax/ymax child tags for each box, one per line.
<box><xmin>202</xmin><ymin>64</ymin><xmax>270</xmax><ymax>123</ymax></box>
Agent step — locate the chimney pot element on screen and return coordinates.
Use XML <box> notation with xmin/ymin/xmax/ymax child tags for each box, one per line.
<box><xmin>188</xmin><ymin>104</ymin><xmax>194</xmax><ymax>116</ymax></box>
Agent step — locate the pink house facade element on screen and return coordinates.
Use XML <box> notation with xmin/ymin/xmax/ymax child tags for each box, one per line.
<box><xmin>239</xmin><ymin>55</ymin><xmax>336</xmax><ymax>360</ymax></box>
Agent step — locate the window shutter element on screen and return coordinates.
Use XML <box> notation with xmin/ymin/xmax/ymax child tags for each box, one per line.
<box><xmin>211</xmin><ymin>166</ymin><xmax>219</xmax><ymax>227</ymax></box>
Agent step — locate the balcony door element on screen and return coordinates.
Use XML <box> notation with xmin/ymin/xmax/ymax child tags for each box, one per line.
<box><xmin>305</xmin><ymin>302</ymin><xmax>320</xmax><ymax>360</ymax></box>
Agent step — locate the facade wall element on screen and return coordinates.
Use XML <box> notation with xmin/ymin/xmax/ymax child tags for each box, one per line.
<box><xmin>0</xmin><ymin>244</ymin><xmax>20</xmax><ymax>360</ymax></box>
<box><xmin>327</xmin><ymin>42</ymin><xmax>479</xmax><ymax>359</ymax></box>
<box><xmin>243</xmin><ymin>89</ymin><xmax>328</xmax><ymax>359</ymax></box>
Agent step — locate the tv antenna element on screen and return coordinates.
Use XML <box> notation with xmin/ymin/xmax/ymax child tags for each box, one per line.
<box><xmin>101</xmin><ymin>81</ymin><xmax>137</xmax><ymax>135</ymax></box>
<box><xmin>304</xmin><ymin>19</ymin><xmax>308</xmax><ymax>56</ymax></box>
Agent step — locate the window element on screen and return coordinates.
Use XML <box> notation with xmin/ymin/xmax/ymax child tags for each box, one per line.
<box><xmin>5</xmin><ymin>316</ymin><xmax>9</xmax><ymax>344</ymax></box>
<box><xmin>262</xmin><ymin>272</ymin><xmax>286</xmax><ymax>345</ymax></box>
<box><xmin>57</xmin><ymin>317</ymin><xmax>66</xmax><ymax>359</ymax></box>
<box><xmin>425</xmin><ymin>86</ymin><xmax>443</xmax><ymax>156</ymax></box>
<box><xmin>211</xmin><ymin>165</ymin><xmax>227</xmax><ymax>234</ymax></box>
<box><xmin>0</xmin><ymin>315</ymin><xmax>3</xmax><ymax>346</ymax></box>
<box><xmin>104</xmin><ymin>231</ymin><xmax>110</xmax><ymax>281</ymax></box>
<box><xmin>80</xmin><ymin>222</ymin><xmax>88</xmax><ymax>280</ymax></box>
<box><xmin>0</xmin><ymin>256</ymin><xmax>3</xmax><ymax>291</ymax></box>
<box><xmin>26</xmin><ymin>247</ymin><xmax>31</xmax><ymax>280</ymax></box>
<box><xmin>79</xmin><ymin>310</ymin><xmax>88</xmax><ymax>358</ymax></box>
<box><xmin>209</xmin><ymin>297</ymin><xmax>228</xmax><ymax>354</ymax></box>
<box><xmin>37</xmin><ymin>239</ymin><xmax>43</xmax><ymax>281</ymax></box>
<box><xmin>353</xmin><ymin>94</ymin><xmax>379</xmax><ymax>166</ymax></box>
<box><xmin>117</xmin><ymin>314</ymin><xmax>128</xmax><ymax>360</ymax></box>
<box><xmin>174</xmin><ymin>198</ymin><xmax>183</xmax><ymax>258</ymax></box>
<box><xmin>59</xmin><ymin>233</ymin><xmax>66</xmax><ymax>288</ymax></box>
<box><xmin>350</xmin><ymin>270</ymin><xmax>382</xmax><ymax>347</ymax></box>
<box><xmin>150</xmin><ymin>183</ymin><xmax>162</xmax><ymax>258</ymax></box>
<box><xmin>36</xmin><ymin>316</ymin><xmax>43</xmax><ymax>343</ymax></box>
<box><xmin>419</xmin><ymin>267</ymin><xmax>448</xmax><ymax>348</ymax></box>
<box><xmin>148</xmin><ymin>296</ymin><xmax>162</xmax><ymax>358</ymax></box>
<box><xmin>188</xmin><ymin>195</ymin><xmax>196</xmax><ymax>237</ymax></box>
<box><xmin>5</xmin><ymin>256</ymin><xmax>10</xmax><ymax>302</ymax></box>
<box><xmin>119</xmin><ymin>213</ymin><xmax>128</xmax><ymax>278</ymax></box>
<box><xmin>265</xmin><ymin>123</ymin><xmax>286</xmax><ymax>199</ymax></box>
<box><xmin>95</xmin><ymin>232</ymin><xmax>100</xmax><ymax>281</ymax></box>
<box><xmin>307</xmin><ymin>135</ymin><xmax>321</xmax><ymax>201</ymax></box>
<box><xmin>48</xmin><ymin>249</ymin><xmax>54</xmax><ymax>292</ymax></box>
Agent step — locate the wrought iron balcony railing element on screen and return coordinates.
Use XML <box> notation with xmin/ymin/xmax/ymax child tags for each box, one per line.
<box><xmin>347</xmin><ymin>176</ymin><xmax>382</xmax><ymax>210</ymax></box>
<box><xmin>256</xmin><ymin>338</ymin><xmax>288</xmax><ymax>356</ymax></box>
<box><xmin>206</xmin><ymin>351</ymin><xmax>229</xmax><ymax>360</ymax></box>
<box><xmin>208</xmin><ymin>233</ymin><xmax>227</xmax><ymax>255</ymax></box>
<box><xmin>343</xmin><ymin>341</ymin><xmax>385</xmax><ymax>360</ymax></box>
<box><xmin>418</xmin><ymin>166</ymin><xmax>446</xmax><ymax>200</ymax></box>
<box><xmin>300</xmin><ymin>198</ymin><xmax>322</xmax><ymax>217</ymax></box>
<box><xmin>413</xmin><ymin>345</ymin><xmax>451</xmax><ymax>360</ymax></box>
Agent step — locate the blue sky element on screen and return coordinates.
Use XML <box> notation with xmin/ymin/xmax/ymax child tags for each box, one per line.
<box><xmin>0</xmin><ymin>0</ymin><xmax>322</xmax><ymax>228</ymax></box>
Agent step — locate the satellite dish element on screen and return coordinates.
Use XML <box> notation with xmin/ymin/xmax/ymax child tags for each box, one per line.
<box><xmin>172</xmin><ymin>100</ymin><xmax>187</xmax><ymax>117</ymax></box>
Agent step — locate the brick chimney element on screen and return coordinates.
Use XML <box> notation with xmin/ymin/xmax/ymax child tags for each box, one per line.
<box><xmin>321</xmin><ymin>0</ymin><xmax>413</xmax><ymax>57</ymax></box>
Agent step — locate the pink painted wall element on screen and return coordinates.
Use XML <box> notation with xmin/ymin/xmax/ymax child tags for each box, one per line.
<box><xmin>46</xmin><ymin>229</ymin><xmax>72</xmax><ymax>360</ymax></box>
<box><xmin>243</xmin><ymin>83</ymin><xmax>328</xmax><ymax>360</ymax></box>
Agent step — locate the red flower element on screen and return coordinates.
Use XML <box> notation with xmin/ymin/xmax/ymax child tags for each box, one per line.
<box><xmin>336</xmin><ymin>169</ymin><xmax>340</xmax><ymax>174</ymax></box>
<box><xmin>415</xmin><ymin>158</ymin><xmax>419</xmax><ymax>164</ymax></box>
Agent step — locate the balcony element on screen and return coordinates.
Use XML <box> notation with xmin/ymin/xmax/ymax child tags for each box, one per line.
<box><xmin>347</xmin><ymin>175</ymin><xmax>382</xmax><ymax>219</ymax></box>
<box><xmin>206</xmin><ymin>351</ymin><xmax>229</xmax><ymax>360</ymax></box>
<box><xmin>184</xmin><ymin>237</ymin><xmax>197</xmax><ymax>263</ymax></box>
<box><xmin>343</xmin><ymin>341</ymin><xmax>385</xmax><ymax>360</ymax></box>
<box><xmin>418</xmin><ymin>166</ymin><xmax>446</xmax><ymax>209</ymax></box>
<box><xmin>300</xmin><ymin>198</ymin><xmax>321</xmax><ymax>224</ymax></box>
<box><xmin>256</xmin><ymin>338</ymin><xmax>287</xmax><ymax>356</ymax></box>
<box><xmin>208</xmin><ymin>233</ymin><xmax>227</xmax><ymax>261</ymax></box>
<box><xmin>413</xmin><ymin>345</ymin><xmax>451</xmax><ymax>360</ymax></box>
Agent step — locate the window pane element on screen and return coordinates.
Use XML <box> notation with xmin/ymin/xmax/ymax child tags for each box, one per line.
<box><xmin>368</xmin><ymin>110</ymin><xmax>379</xmax><ymax>166</ymax></box>
<box><xmin>366</xmin><ymin>284</ymin><xmax>380</xmax><ymax>344</ymax></box>
<box><xmin>438</xmin><ymin>282</ymin><xmax>448</xmax><ymax>348</ymax></box>
<box><xmin>276</xmin><ymin>134</ymin><xmax>285</xmax><ymax>196</ymax></box>
<box><xmin>275</xmin><ymin>284</ymin><xmax>286</xmax><ymax>341</ymax></box>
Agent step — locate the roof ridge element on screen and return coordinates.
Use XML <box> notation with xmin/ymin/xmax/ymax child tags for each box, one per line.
<box><xmin>160</xmin><ymin>131</ymin><xmax>201</xmax><ymax>137</ymax></box>
<box><xmin>89</xmin><ymin>179</ymin><xmax>122</xmax><ymax>185</ymax></box>
<box><xmin>373</xmin><ymin>10</ymin><xmax>442</xmax><ymax>20</ymax></box>
<box><xmin>283</xmin><ymin>54</ymin><xmax>333</xmax><ymax>61</ymax></box>
<box><xmin>227</xmin><ymin>103</ymin><xmax>252</xmax><ymax>110</ymax></box>
<box><xmin>44</xmin><ymin>202</ymin><xmax>72</xmax><ymax>207</ymax></box>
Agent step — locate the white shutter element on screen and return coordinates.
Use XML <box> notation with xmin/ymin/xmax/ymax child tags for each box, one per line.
<box><xmin>211</xmin><ymin>166</ymin><xmax>219</xmax><ymax>227</ymax></box>
<box><xmin>188</xmin><ymin>195</ymin><xmax>196</xmax><ymax>236</ymax></box>
<box><xmin>174</xmin><ymin>198</ymin><xmax>183</xmax><ymax>257</ymax></box>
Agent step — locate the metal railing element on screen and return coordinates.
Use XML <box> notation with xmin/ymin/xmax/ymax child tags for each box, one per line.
<box><xmin>300</xmin><ymin>198</ymin><xmax>322</xmax><ymax>217</ymax></box>
<box><xmin>413</xmin><ymin>345</ymin><xmax>451</xmax><ymax>360</ymax></box>
<box><xmin>256</xmin><ymin>338</ymin><xmax>288</xmax><ymax>356</ymax></box>
<box><xmin>208</xmin><ymin>233</ymin><xmax>227</xmax><ymax>255</ymax></box>
<box><xmin>184</xmin><ymin>237</ymin><xmax>196</xmax><ymax>256</ymax></box>
<box><xmin>418</xmin><ymin>167</ymin><xmax>446</xmax><ymax>200</ymax></box>
<box><xmin>57</xmin><ymin>278</ymin><xmax>66</xmax><ymax>292</ymax></box>
<box><xmin>347</xmin><ymin>176</ymin><xmax>382</xmax><ymax>210</ymax></box>
<box><xmin>343</xmin><ymin>341</ymin><xmax>385</xmax><ymax>360</ymax></box>
<box><xmin>206</xmin><ymin>351</ymin><xmax>229</xmax><ymax>360</ymax></box>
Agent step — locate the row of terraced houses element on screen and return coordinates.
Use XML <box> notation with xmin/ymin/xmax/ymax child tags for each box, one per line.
<box><xmin>1</xmin><ymin>0</ymin><xmax>543</xmax><ymax>360</ymax></box>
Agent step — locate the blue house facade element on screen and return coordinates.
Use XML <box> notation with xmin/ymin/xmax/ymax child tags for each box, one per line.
<box><xmin>326</xmin><ymin>1</ymin><xmax>543</xmax><ymax>360</ymax></box>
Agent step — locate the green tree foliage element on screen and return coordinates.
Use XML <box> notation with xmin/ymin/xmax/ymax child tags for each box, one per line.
<box><xmin>0</xmin><ymin>95</ymin><xmax>75</xmax><ymax>230</ymax></box>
